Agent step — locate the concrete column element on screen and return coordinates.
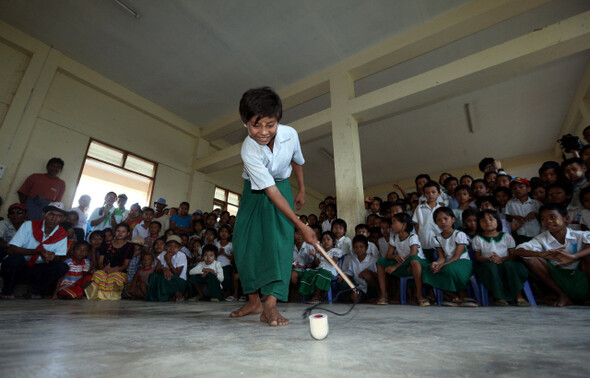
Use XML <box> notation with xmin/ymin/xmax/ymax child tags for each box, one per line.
<box><xmin>330</xmin><ymin>72</ymin><xmax>365</xmax><ymax>234</ymax></box>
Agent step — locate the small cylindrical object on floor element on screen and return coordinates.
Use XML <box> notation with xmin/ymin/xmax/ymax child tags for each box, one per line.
<box><xmin>309</xmin><ymin>313</ymin><xmax>329</xmax><ymax>340</ymax></box>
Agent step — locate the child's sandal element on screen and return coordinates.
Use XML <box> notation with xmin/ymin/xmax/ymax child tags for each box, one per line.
<box><xmin>376</xmin><ymin>297</ymin><xmax>388</xmax><ymax>305</ymax></box>
<box><xmin>418</xmin><ymin>298</ymin><xmax>430</xmax><ymax>307</ymax></box>
<box><xmin>516</xmin><ymin>298</ymin><xmax>530</xmax><ymax>307</ymax></box>
<box><xmin>494</xmin><ymin>299</ymin><xmax>509</xmax><ymax>306</ymax></box>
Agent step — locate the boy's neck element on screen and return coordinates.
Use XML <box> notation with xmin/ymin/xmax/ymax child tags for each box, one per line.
<box><xmin>441</xmin><ymin>228</ymin><xmax>453</xmax><ymax>238</ymax></box>
<box><xmin>516</xmin><ymin>195</ymin><xmax>529</xmax><ymax>203</ymax></box>
<box><xmin>550</xmin><ymin>228</ymin><xmax>567</xmax><ymax>243</ymax></box>
<box><xmin>427</xmin><ymin>200</ymin><xmax>437</xmax><ymax>209</ymax></box>
<box><xmin>457</xmin><ymin>203</ymin><xmax>470</xmax><ymax>210</ymax></box>
<box><xmin>356</xmin><ymin>252</ymin><xmax>367</xmax><ymax>262</ymax></box>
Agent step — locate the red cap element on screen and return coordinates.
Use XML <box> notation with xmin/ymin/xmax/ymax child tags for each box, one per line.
<box><xmin>8</xmin><ymin>203</ymin><xmax>27</xmax><ymax>212</ymax></box>
<box><xmin>511</xmin><ymin>177</ymin><xmax>530</xmax><ymax>186</ymax></box>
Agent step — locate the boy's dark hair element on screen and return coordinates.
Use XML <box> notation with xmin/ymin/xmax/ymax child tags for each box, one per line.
<box><xmin>103</xmin><ymin>227</ymin><xmax>113</xmax><ymax>234</ymax></box>
<box><xmin>415</xmin><ymin>174</ymin><xmax>431</xmax><ymax>183</ymax></box>
<box><xmin>352</xmin><ymin>234</ymin><xmax>368</xmax><ymax>248</ymax></box>
<box><xmin>324</xmin><ymin>195</ymin><xmax>335</xmax><ymax>202</ymax></box>
<box><xmin>579</xmin><ymin>186</ymin><xmax>590</xmax><ymax>203</ymax></box>
<box><xmin>220</xmin><ymin>210</ymin><xmax>230</xmax><ymax>217</ymax></box>
<box><xmin>325</xmin><ymin>203</ymin><xmax>337</xmax><ymax>212</ymax></box>
<box><xmin>331</xmin><ymin>218</ymin><xmax>347</xmax><ymax>232</ymax></box>
<box><xmin>380</xmin><ymin>217</ymin><xmax>392</xmax><ymax>226</ymax></box>
<box><xmin>460</xmin><ymin>174</ymin><xmax>473</xmax><ymax>182</ymax></box>
<box><xmin>476</xmin><ymin>196</ymin><xmax>497</xmax><ymax>209</ymax></box>
<box><xmin>60</xmin><ymin>221</ymin><xmax>73</xmax><ymax>231</ymax></box>
<box><xmin>423</xmin><ymin>180</ymin><xmax>440</xmax><ymax>192</ymax></box>
<box><xmin>150</xmin><ymin>220</ymin><xmax>162</xmax><ymax>229</ymax></box>
<box><xmin>493</xmin><ymin>186</ymin><xmax>512</xmax><ymax>198</ymax></box>
<box><xmin>370</xmin><ymin>197</ymin><xmax>383</xmax><ymax>205</ymax></box>
<box><xmin>179</xmin><ymin>201</ymin><xmax>190</xmax><ymax>208</ymax></box>
<box><xmin>483</xmin><ymin>171</ymin><xmax>497</xmax><ymax>181</ymax></box>
<box><xmin>539</xmin><ymin>161</ymin><xmax>561</xmax><ymax>176</ymax></box>
<box><xmin>73</xmin><ymin>240</ymin><xmax>91</xmax><ymax>252</ymax></box>
<box><xmin>67</xmin><ymin>211</ymin><xmax>79</xmax><ymax>221</ymax></box>
<box><xmin>369</xmin><ymin>227</ymin><xmax>381</xmax><ymax>236</ymax></box>
<box><xmin>116</xmin><ymin>222</ymin><xmax>131</xmax><ymax>232</ymax></box>
<box><xmin>144</xmin><ymin>207</ymin><xmax>155</xmax><ymax>215</ymax></box>
<box><xmin>547</xmin><ymin>181</ymin><xmax>574</xmax><ymax>196</ymax></box>
<box><xmin>202</xmin><ymin>243</ymin><xmax>219</xmax><ymax>255</ymax></box>
<box><xmin>321</xmin><ymin>231</ymin><xmax>337</xmax><ymax>244</ymax></box>
<box><xmin>391</xmin><ymin>200</ymin><xmax>407</xmax><ymax>211</ymax></box>
<box><xmin>239</xmin><ymin>87</ymin><xmax>283</xmax><ymax>124</ymax></box>
<box><xmin>476</xmin><ymin>209</ymin><xmax>503</xmax><ymax>233</ymax></box>
<box><xmin>47</xmin><ymin>157</ymin><xmax>64</xmax><ymax>168</ymax></box>
<box><xmin>219</xmin><ymin>224</ymin><xmax>232</xmax><ymax>234</ymax></box>
<box><xmin>581</xmin><ymin>145</ymin><xmax>590</xmax><ymax>155</ymax></box>
<box><xmin>392</xmin><ymin>212</ymin><xmax>413</xmax><ymax>233</ymax></box>
<box><xmin>584</xmin><ymin>125</ymin><xmax>590</xmax><ymax>134</ymax></box>
<box><xmin>193</xmin><ymin>219</ymin><xmax>205</xmax><ymax>228</ymax></box>
<box><xmin>444</xmin><ymin>176</ymin><xmax>459</xmax><ymax>186</ymax></box>
<box><xmin>354</xmin><ymin>223</ymin><xmax>369</xmax><ymax>232</ymax></box>
<box><xmin>561</xmin><ymin>157</ymin><xmax>585</xmax><ymax>169</ymax></box>
<box><xmin>89</xmin><ymin>230</ymin><xmax>104</xmax><ymax>240</ymax></box>
<box><xmin>462</xmin><ymin>208</ymin><xmax>478</xmax><ymax>223</ymax></box>
<box><xmin>205</xmin><ymin>227</ymin><xmax>218</xmax><ymax>239</ymax></box>
<box><xmin>455</xmin><ymin>184</ymin><xmax>472</xmax><ymax>196</ymax></box>
<box><xmin>311</xmin><ymin>224</ymin><xmax>322</xmax><ymax>233</ymax></box>
<box><xmin>478</xmin><ymin>157</ymin><xmax>495</xmax><ymax>172</ymax></box>
<box><xmin>471</xmin><ymin>178</ymin><xmax>488</xmax><ymax>189</ymax></box>
<box><xmin>539</xmin><ymin>203</ymin><xmax>568</xmax><ymax>217</ymax></box>
<box><xmin>433</xmin><ymin>207</ymin><xmax>455</xmax><ymax>222</ymax></box>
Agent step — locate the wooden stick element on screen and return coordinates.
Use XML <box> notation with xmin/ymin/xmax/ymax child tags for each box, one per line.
<box><xmin>314</xmin><ymin>242</ymin><xmax>357</xmax><ymax>291</ymax></box>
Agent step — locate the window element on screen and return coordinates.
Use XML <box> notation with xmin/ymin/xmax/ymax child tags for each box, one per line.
<box><xmin>213</xmin><ymin>186</ymin><xmax>240</xmax><ymax>216</ymax></box>
<box><xmin>72</xmin><ymin>140</ymin><xmax>157</xmax><ymax>209</ymax></box>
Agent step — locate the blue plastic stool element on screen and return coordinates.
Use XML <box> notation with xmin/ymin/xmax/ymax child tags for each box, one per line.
<box><xmin>479</xmin><ymin>280</ymin><xmax>537</xmax><ymax>306</ymax></box>
<box><xmin>400</xmin><ymin>276</ymin><xmax>427</xmax><ymax>305</ymax></box>
<box><xmin>434</xmin><ymin>275</ymin><xmax>481</xmax><ymax>305</ymax></box>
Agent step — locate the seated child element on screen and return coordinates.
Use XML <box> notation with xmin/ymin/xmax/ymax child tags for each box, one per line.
<box><xmin>126</xmin><ymin>253</ymin><xmax>156</xmax><ymax>299</ymax></box>
<box><xmin>422</xmin><ymin>207</ymin><xmax>475</xmax><ymax>307</ymax></box>
<box><xmin>179</xmin><ymin>234</ymin><xmax>191</xmax><ymax>258</ymax></box>
<box><xmin>215</xmin><ymin>225</ymin><xmax>234</xmax><ymax>299</ymax></box>
<box><xmin>472</xmin><ymin>210</ymin><xmax>529</xmax><ymax>306</ymax></box>
<box><xmin>188</xmin><ymin>244</ymin><xmax>224</xmax><ymax>301</ymax></box>
<box><xmin>331</xmin><ymin>218</ymin><xmax>352</xmax><ymax>257</ymax></box>
<box><xmin>322</xmin><ymin>203</ymin><xmax>337</xmax><ymax>232</ymax></box>
<box><xmin>146</xmin><ymin>235</ymin><xmax>188</xmax><ymax>302</ymax></box>
<box><xmin>461</xmin><ymin>208</ymin><xmax>479</xmax><ymax>241</ymax></box>
<box><xmin>290</xmin><ymin>229</ymin><xmax>315</xmax><ymax>299</ymax></box>
<box><xmin>126</xmin><ymin>238</ymin><xmax>145</xmax><ymax>283</ymax></box>
<box><xmin>53</xmin><ymin>241</ymin><xmax>92</xmax><ymax>299</ymax></box>
<box><xmin>143</xmin><ymin>221</ymin><xmax>161</xmax><ymax>249</ymax></box>
<box><xmin>298</xmin><ymin>231</ymin><xmax>343</xmax><ymax>304</ymax></box>
<box><xmin>506</xmin><ymin>177</ymin><xmax>542</xmax><ymax>245</ymax></box>
<box><xmin>341</xmin><ymin>235</ymin><xmax>378</xmax><ymax>303</ymax></box>
<box><xmin>452</xmin><ymin>184</ymin><xmax>472</xmax><ymax>229</ymax></box>
<box><xmin>513</xmin><ymin>203</ymin><xmax>590</xmax><ymax>306</ymax></box>
<box><xmin>377</xmin><ymin>217</ymin><xmax>392</xmax><ymax>258</ymax></box>
<box><xmin>88</xmin><ymin>230</ymin><xmax>104</xmax><ymax>271</ymax></box>
<box><xmin>355</xmin><ymin>224</ymin><xmax>379</xmax><ymax>257</ymax></box>
<box><xmin>132</xmin><ymin>207</ymin><xmax>155</xmax><ymax>240</ymax></box>
<box><xmin>376</xmin><ymin>213</ymin><xmax>430</xmax><ymax>306</ymax></box>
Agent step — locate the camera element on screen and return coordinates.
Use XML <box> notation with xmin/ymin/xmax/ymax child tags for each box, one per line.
<box><xmin>558</xmin><ymin>134</ymin><xmax>583</xmax><ymax>153</ymax></box>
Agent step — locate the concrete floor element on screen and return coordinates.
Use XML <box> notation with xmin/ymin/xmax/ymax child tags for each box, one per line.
<box><xmin>0</xmin><ymin>300</ymin><xmax>589</xmax><ymax>377</ymax></box>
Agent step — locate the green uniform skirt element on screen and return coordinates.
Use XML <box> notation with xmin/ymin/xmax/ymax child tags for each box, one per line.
<box><xmin>476</xmin><ymin>260</ymin><xmax>528</xmax><ymax>301</ymax></box>
<box><xmin>145</xmin><ymin>273</ymin><xmax>187</xmax><ymax>301</ymax></box>
<box><xmin>298</xmin><ymin>268</ymin><xmax>335</xmax><ymax>296</ymax></box>
<box><xmin>546</xmin><ymin>263</ymin><xmax>589</xmax><ymax>301</ymax></box>
<box><xmin>233</xmin><ymin>179</ymin><xmax>295</xmax><ymax>302</ymax></box>
<box><xmin>188</xmin><ymin>274</ymin><xmax>224</xmax><ymax>300</ymax></box>
<box><xmin>422</xmin><ymin>259</ymin><xmax>473</xmax><ymax>292</ymax></box>
<box><xmin>377</xmin><ymin>256</ymin><xmax>430</xmax><ymax>278</ymax></box>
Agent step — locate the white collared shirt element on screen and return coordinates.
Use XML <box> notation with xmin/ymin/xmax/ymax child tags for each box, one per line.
<box><xmin>293</xmin><ymin>242</ymin><xmax>315</xmax><ymax>267</ymax></box>
<box><xmin>516</xmin><ymin>228</ymin><xmax>590</xmax><ymax>270</ymax></box>
<box><xmin>505</xmin><ymin>197</ymin><xmax>542</xmax><ymax>237</ymax></box>
<box><xmin>8</xmin><ymin>220</ymin><xmax>68</xmax><ymax>263</ymax></box>
<box><xmin>472</xmin><ymin>232</ymin><xmax>515</xmax><ymax>258</ymax></box>
<box><xmin>335</xmin><ymin>235</ymin><xmax>352</xmax><ymax>256</ymax></box>
<box><xmin>241</xmin><ymin>124</ymin><xmax>305</xmax><ymax>190</ymax></box>
<box><xmin>343</xmin><ymin>252</ymin><xmax>377</xmax><ymax>293</ymax></box>
<box><xmin>432</xmin><ymin>230</ymin><xmax>470</xmax><ymax>261</ymax></box>
<box><xmin>412</xmin><ymin>203</ymin><xmax>442</xmax><ymax>249</ymax></box>
<box><xmin>189</xmin><ymin>260</ymin><xmax>224</xmax><ymax>284</ymax></box>
<box><xmin>214</xmin><ymin>241</ymin><xmax>233</xmax><ymax>267</ymax></box>
<box><xmin>389</xmin><ymin>232</ymin><xmax>425</xmax><ymax>259</ymax></box>
<box><xmin>157</xmin><ymin>251</ymin><xmax>188</xmax><ymax>280</ymax></box>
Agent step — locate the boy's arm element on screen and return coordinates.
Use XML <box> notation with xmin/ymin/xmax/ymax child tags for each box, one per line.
<box><xmin>52</xmin><ymin>277</ymin><xmax>64</xmax><ymax>299</ymax></box>
<box><xmin>216</xmin><ymin>263</ymin><xmax>224</xmax><ymax>282</ymax></box>
<box><xmin>265</xmin><ymin>185</ymin><xmax>317</xmax><ymax>245</ymax></box>
<box><xmin>291</xmin><ymin>162</ymin><xmax>306</xmax><ymax>210</ymax></box>
<box><xmin>552</xmin><ymin>243</ymin><xmax>590</xmax><ymax>265</ymax></box>
<box><xmin>385</xmin><ymin>245</ymin><xmax>396</xmax><ymax>260</ymax></box>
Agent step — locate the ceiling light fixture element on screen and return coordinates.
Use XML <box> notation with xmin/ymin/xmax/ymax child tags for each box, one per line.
<box><xmin>113</xmin><ymin>0</ymin><xmax>141</xmax><ymax>19</ymax></box>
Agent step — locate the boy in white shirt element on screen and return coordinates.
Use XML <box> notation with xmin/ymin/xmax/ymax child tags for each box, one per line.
<box><xmin>505</xmin><ymin>177</ymin><xmax>542</xmax><ymax>245</ymax></box>
<box><xmin>322</xmin><ymin>203</ymin><xmax>337</xmax><ymax>232</ymax></box>
<box><xmin>377</xmin><ymin>218</ymin><xmax>392</xmax><ymax>258</ymax></box>
<box><xmin>290</xmin><ymin>229</ymin><xmax>315</xmax><ymax>300</ymax></box>
<box><xmin>331</xmin><ymin>218</ymin><xmax>352</xmax><ymax>257</ymax></box>
<box><xmin>145</xmin><ymin>235</ymin><xmax>187</xmax><ymax>302</ymax></box>
<box><xmin>513</xmin><ymin>203</ymin><xmax>590</xmax><ymax>307</ymax></box>
<box><xmin>355</xmin><ymin>224</ymin><xmax>379</xmax><ymax>257</ymax></box>
<box><xmin>412</xmin><ymin>181</ymin><xmax>442</xmax><ymax>262</ymax></box>
<box><xmin>341</xmin><ymin>235</ymin><xmax>378</xmax><ymax>302</ymax></box>
<box><xmin>188</xmin><ymin>244</ymin><xmax>224</xmax><ymax>301</ymax></box>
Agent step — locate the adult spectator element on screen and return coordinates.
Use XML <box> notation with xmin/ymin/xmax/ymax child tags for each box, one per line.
<box><xmin>0</xmin><ymin>203</ymin><xmax>27</xmax><ymax>261</ymax></box>
<box><xmin>110</xmin><ymin>194</ymin><xmax>129</xmax><ymax>228</ymax></box>
<box><xmin>153</xmin><ymin>197</ymin><xmax>170</xmax><ymax>236</ymax></box>
<box><xmin>1</xmin><ymin>202</ymin><xmax>69</xmax><ymax>299</ymax></box>
<box><xmin>70</xmin><ymin>194</ymin><xmax>91</xmax><ymax>238</ymax></box>
<box><xmin>18</xmin><ymin>157</ymin><xmax>66</xmax><ymax>221</ymax></box>
<box><xmin>88</xmin><ymin>192</ymin><xmax>117</xmax><ymax>232</ymax></box>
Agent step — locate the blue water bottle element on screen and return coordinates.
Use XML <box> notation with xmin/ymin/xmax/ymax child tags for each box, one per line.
<box><xmin>571</xmin><ymin>242</ymin><xmax>578</xmax><ymax>254</ymax></box>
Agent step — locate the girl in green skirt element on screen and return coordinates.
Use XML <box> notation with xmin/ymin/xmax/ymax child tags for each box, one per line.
<box><xmin>472</xmin><ymin>210</ymin><xmax>529</xmax><ymax>306</ymax></box>
<box><xmin>298</xmin><ymin>231</ymin><xmax>343</xmax><ymax>303</ymax></box>
<box><xmin>422</xmin><ymin>207</ymin><xmax>476</xmax><ymax>306</ymax></box>
<box><xmin>376</xmin><ymin>212</ymin><xmax>431</xmax><ymax>306</ymax></box>
<box><xmin>231</xmin><ymin>87</ymin><xmax>317</xmax><ymax>326</ymax></box>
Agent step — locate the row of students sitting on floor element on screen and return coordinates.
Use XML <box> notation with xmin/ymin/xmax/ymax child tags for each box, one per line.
<box><xmin>291</xmin><ymin>200</ymin><xmax>590</xmax><ymax>307</ymax></box>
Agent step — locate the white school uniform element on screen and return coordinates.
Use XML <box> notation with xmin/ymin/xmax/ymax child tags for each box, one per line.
<box><xmin>157</xmin><ymin>251</ymin><xmax>188</xmax><ymax>280</ymax></box>
<box><xmin>412</xmin><ymin>203</ymin><xmax>442</xmax><ymax>249</ymax></box>
<box><xmin>471</xmin><ymin>232</ymin><xmax>515</xmax><ymax>258</ymax></box>
<box><xmin>71</xmin><ymin>207</ymin><xmax>89</xmax><ymax>233</ymax></box>
<box><xmin>335</xmin><ymin>235</ymin><xmax>352</xmax><ymax>256</ymax></box>
<box><xmin>318</xmin><ymin>247</ymin><xmax>343</xmax><ymax>276</ymax></box>
<box><xmin>293</xmin><ymin>242</ymin><xmax>315</xmax><ymax>267</ymax></box>
<box><xmin>367</xmin><ymin>241</ymin><xmax>379</xmax><ymax>257</ymax></box>
<box><xmin>322</xmin><ymin>219</ymin><xmax>334</xmax><ymax>233</ymax></box>
<box><xmin>241</xmin><ymin>124</ymin><xmax>305</xmax><ymax>190</ymax></box>
<box><xmin>580</xmin><ymin>209</ymin><xmax>590</xmax><ymax>230</ymax></box>
<box><xmin>189</xmin><ymin>260</ymin><xmax>224</xmax><ymax>284</ymax></box>
<box><xmin>389</xmin><ymin>232</ymin><xmax>426</xmax><ymax>259</ymax></box>
<box><xmin>343</xmin><ymin>253</ymin><xmax>377</xmax><ymax>293</ymax></box>
<box><xmin>215</xmin><ymin>241</ymin><xmax>233</xmax><ymax>267</ymax></box>
<box><xmin>179</xmin><ymin>246</ymin><xmax>192</xmax><ymax>258</ymax></box>
<box><xmin>505</xmin><ymin>197</ymin><xmax>542</xmax><ymax>238</ymax></box>
<box><xmin>516</xmin><ymin>229</ymin><xmax>590</xmax><ymax>270</ymax></box>
<box><xmin>378</xmin><ymin>236</ymin><xmax>390</xmax><ymax>258</ymax></box>
<box><xmin>432</xmin><ymin>230</ymin><xmax>470</xmax><ymax>261</ymax></box>
<box><xmin>132</xmin><ymin>222</ymin><xmax>150</xmax><ymax>240</ymax></box>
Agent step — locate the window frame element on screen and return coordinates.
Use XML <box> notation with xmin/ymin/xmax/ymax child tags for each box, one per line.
<box><xmin>213</xmin><ymin>185</ymin><xmax>241</xmax><ymax>213</ymax></box>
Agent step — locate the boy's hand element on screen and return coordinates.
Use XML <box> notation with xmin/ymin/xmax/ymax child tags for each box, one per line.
<box><xmin>552</xmin><ymin>251</ymin><xmax>576</xmax><ymax>265</ymax></box>
<box><xmin>525</xmin><ymin>212</ymin><xmax>537</xmax><ymax>222</ymax></box>
<box><xmin>201</xmin><ymin>271</ymin><xmax>209</xmax><ymax>277</ymax></box>
<box><xmin>294</xmin><ymin>191</ymin><xmax>306</xmax><ymax>210</ymax></box>
<box><xmin>163</xmin><ymin>268</ymin><xmax>172</xmax><ymax>280</ymax></box>
<box><xmin>393</xmin><ymin>254</ymin><xmax>405</xmax><ymax>263</ymax></box>
<box><xmin>300</xmin><ymin>225</ymin><xmax>318</xmax><ymax>246</ymax></box>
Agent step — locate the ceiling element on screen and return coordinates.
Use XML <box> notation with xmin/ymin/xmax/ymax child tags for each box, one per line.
<box><xmin>2</xmin><ymin>0</ymin><xmax>590</xmax><ymax>195</ymax></box>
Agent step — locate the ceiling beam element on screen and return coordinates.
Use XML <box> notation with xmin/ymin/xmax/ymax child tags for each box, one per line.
<box><xmin>195</xmin><ymin>11</ymin><xmax>590</xmax><ymax>174</ymax></box>
<box><xmin>198</xmin><ymin>0</ymin><xmax>551</xmax><ymax>141</ymax></box>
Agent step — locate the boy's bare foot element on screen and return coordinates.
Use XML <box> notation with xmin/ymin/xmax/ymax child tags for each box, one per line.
<box><xmin>230</xmin><ymin>295</ymin><xmax>262</xmax><ymax>317</ymax></box>
<box><xmin>555</xmin><ymin>295</ymin><xmax>573</xmax><ymax>307</ymax></box>
<box><xmin>260</xmin><ymin>306</ymin><xmax>289</xmax><ymax>326</ymax></box>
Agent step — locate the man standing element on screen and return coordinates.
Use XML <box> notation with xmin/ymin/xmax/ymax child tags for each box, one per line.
<box><xmin>153</xmin><ymin>197</ymin><xmax>170</xmax><ymax>236</ymax></box>
<box><xmin>1</xmin><ymin>202</ymin><xmax>69</xmax><ymax>299</ymax></box>
<box><xmin>18</xmin><ymin>158</ymin><xmax>66</xmax><ymax>220</ymax></box>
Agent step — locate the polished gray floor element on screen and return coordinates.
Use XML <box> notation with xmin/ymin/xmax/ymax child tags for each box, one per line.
<box><xmin>0</xmin><ymin>300</ymin><xmax>589</xmax><ymax>377</ymax></box>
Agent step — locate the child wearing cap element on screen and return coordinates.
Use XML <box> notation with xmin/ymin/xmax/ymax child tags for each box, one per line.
<box><xmin>505</xmin><ymin>178</ymin><xmax>542</xmax><ymax>245</ymax></box>
<box><xmin>513</xmin><ymin>203</ymin><xmax>590</xmax><ymax>306</ymax></box>
<box><xmin>146</xmin><ymin>235</ymin><xmax>187</xmax><ymax>301</ymax></box>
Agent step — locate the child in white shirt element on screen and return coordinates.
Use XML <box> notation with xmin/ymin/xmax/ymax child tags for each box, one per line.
<box><xmin>331</xmin><ymin>218</ymin><xmax>352</xmax><ymax>257</ymax></box>
<box><xmin>215</xmin><ymin>225</ymin><xmax>234</xmax><ymax>298</ymax></box>
<box><xmin>412</xmin><ymin>181</ymin><xmax>442</xmax><ymax>262</ymax></box>
<box><xmin>341</xmin><ymin>235</ymin><xmax>378</xmax><ymax>303</ymax></box>
<box><xmin>188</xmin><ymin>245</ymin><xmax>224</xmax><ymax>301</ymax></box>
